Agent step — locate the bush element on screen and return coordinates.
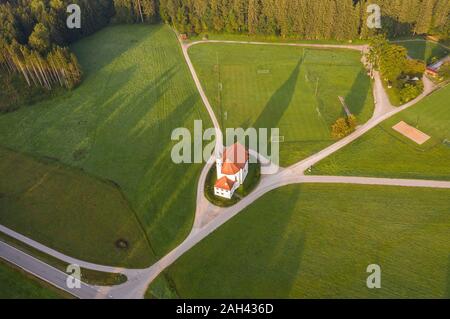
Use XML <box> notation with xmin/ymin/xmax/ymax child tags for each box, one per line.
<box><xmin>403</xmin><ymin>59</ymin><xmax>426</xmax><ymax>78</ymax></box>
<box><xmin>438</xmin><ymin>62</ymin><xmax>450</xmax><ymax>80</ymax></box>
<box><xmin>331</xmin><ymin>115</ymin><xmax>357</xmax><ymax>139</ymax></box>
<box><xmin>0</xmin><ymin>73</ymin><xmax>52</xmax><ymax>113</ymax></box>
<box><xmin>399</xmin><ymin>81</ymin><xmax>424</xmax><ymax>103</ymax></box>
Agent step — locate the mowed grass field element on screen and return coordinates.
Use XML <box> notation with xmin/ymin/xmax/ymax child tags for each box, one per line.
<box><xmin>0</xmin><ymin>147</ymin><xmax>152</xmax><ymax>267</ymax></box>
<box><xmin>393</xmin><ymin>40</ymin><xmax>449</xmax><ymax>63</ymax></box>
<box><xmin>148</xmin><ymin>184</ymin><xmax>450</xmax><ymax>298</ymax></box>
<box><xmin>0</xmin><ymin>260</ymin><xmax>69</xmax><ymax>299</ymax></box>
<box><xmin>311</xmin><ymin>85</ymin><xmax>450</xmax><ymax>180</ymax></box>
<box><xmin>0</xmin><ymin>25</ymin><xmax>211</xmax><ymax>266</ymax></box>
<box><xmin>189</xmin><ymin>44</ymin><xmax>374</xmax><ymax>166</ymax></box>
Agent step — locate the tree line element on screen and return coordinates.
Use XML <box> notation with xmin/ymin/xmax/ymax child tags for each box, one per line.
<box><xmin>366</xmin><ymin>35</ymin><xmax>426</xmax><ymax>104</ymax></box>
<box><xmin>0</xmin><ymin>0</ymin><xmax>114</xmax><ymax>92</ymax></box>
<box><xmin>1</xmin><ymin>0</ymin><xmax>448</xmax><ymax>97</ymax></box>
<box><xmin>158</xmin><ymin>0</ymin><xmax>449</xmax><ymax>39</ymax></box>
<box><xmin>113</xmin><ymin>0</ymin><xmax>158</xmax><ymax>23</ymax></box>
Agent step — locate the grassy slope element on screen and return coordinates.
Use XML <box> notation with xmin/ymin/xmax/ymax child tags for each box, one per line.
<box><xmin>0</xmin><ymin>231</ymin><xmax>127</xmax><ymax>286</ymax></box>
<box><xmin>0</xmin><ymin>147</ymin><xmax>152</xmax><ymax>267</ymax></box>
<box><xmin>189</xmin><ymin>43</ymin><xmax>374</xmax><ymax>166</ymax></box>
<box><xmin>149</xmin><ymin>184</ymin><xmax>450</xmax><ymax>298</ymax></box>
<box><xmin>393</xmin><ymin>40</ymin><xmax>449</xmax><ymax>63</ymax></box>
<box><xmin>0</xmin><ymin>25</ymin><xmax>211</xmax><ymax>265</ymax></box>
<box><xmin>311</xmin><ymin>85</ymin><xmax>450</xmax><ymax>180</ymax></box>
<box><xmin>0</xmin><ymin>260</ymin><xmax>70</xmax><ymax>299</ymax></box>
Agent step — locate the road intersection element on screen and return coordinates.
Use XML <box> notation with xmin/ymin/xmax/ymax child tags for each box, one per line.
<box><xmin>1</xmin><ymin>37</ymin><xmax>449</xmax><ymax>299</ymax></box>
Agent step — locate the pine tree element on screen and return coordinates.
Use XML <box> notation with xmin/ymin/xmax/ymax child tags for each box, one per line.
<box><xmin>28</xmin><ymin>23</ymin><xmax>50</xmax><ymax>53</ymax></box>
<box><xmin>414</xmin><ymin>0</ymin><xmax>434</xmax><ymax>34</ymax></box>
<box><xmin>247</xmin><ymin>0</ymin><xmax>259</xmax><ymax>34</ymax></box>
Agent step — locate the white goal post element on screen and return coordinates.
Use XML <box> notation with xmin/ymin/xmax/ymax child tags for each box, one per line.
<box><xmin>271</xmin><ymin>135</ymin><xmax>285</xmax><ymax>143</ymax></box>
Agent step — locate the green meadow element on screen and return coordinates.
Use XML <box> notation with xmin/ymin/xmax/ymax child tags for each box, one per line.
<box><xmin>148</xmin><ymin>184</ymin><xmax>450</xmax><ymax>299</ymax></box>
<box><xmin>0</xmin><ymin>25</ymin><xmax>211</xmax><ymax>266</ymax></box>
<box><xmin>393</xmin><ymin>40</ymin><xmax>449</xmax><ymax>63</ymax></box>
<box><xmin>189</xmin><ymin>43</ymin><xmax>374</xmax><ymax>166</ymax></box>
<box><xmin>0</xmin><ymin>147</ymin><xmax>152</xmax><ymax>267</ymax></box>
<box><xmin>0</xmin><ymin>260</ymin><xmax>69</xmax><ymax>299</ymax></box>
<box><xmin>311</xmin><ymin>85</ymin><xmax>450</xmax><ymax>180</ymax></box>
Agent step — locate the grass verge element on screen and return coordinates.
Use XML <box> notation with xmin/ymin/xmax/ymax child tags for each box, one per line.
<box><xmin>0</xmin><ymin>232</ymin><xmax>127</xmax><ymax>286</ymax></box>
<box><xmin>0</xmin><ymin>259</ymin><xmax>72</xmax><ymax>299</ymax></box>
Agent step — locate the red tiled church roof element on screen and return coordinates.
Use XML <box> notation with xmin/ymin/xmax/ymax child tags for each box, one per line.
<box><xmin>221</xmin><ymin>143</ymin><xmax>249</xmax><ymax>175</ymax></box>
<box><xmin>214</xmin><ymin>176</ymin><xmax>236</xmax><ymax>191</ymax></box>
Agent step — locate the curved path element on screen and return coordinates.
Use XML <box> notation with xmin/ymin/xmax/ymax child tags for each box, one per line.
<box><xmin>0</xmin><ymin>225</ymin><xmax>127</xmax><ymax>274</ymax></box>
<box><xmin>1</xmin><ymin>36</ymin><xmax>448</xmax><ymax>299</ymax></box>
<box><xmin>121</xmin><ymin>38</ymin><xmax>448</xmax><ymax>298</ymax></box>
<box><xmin>0</xmin><ymin>241</ymin><xmax>103</xmax><ymax>299</ymax></box>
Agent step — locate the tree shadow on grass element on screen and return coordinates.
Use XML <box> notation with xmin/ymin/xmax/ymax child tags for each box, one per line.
<box><xmin>131</xmin><ymin>92</ymin><xmax>203</xmax><ymax>256</ymax></box>
<box><xmin>430</xmin><ymin>45</ymin><xmax>449</xmax><ymax>64</ymax></box>
<box><xmin>71</xmin><ymin>24</ymin><xmax>166</xmax><ymax>77</ymax></box>
<box><xmin>345</xmin><ymin>69</ymin><xmax>371</xmax><ymax>118</ymax></box>
<box><xmin>259</xmin><ymin>187</ymin><xmax>306</xmax><ymax>298</ymax></box>
<box><xmin>253</xmin><ymin>58</ymin><xmax>303</xmax><ymax>130</ymax></box>
<box><xmin>0</xmin><ymin>63</ymin><xmax>140</xmax><ymax>166</ymax></box>
<box><xmin>411</xmin><ymin>41</ymin><xmax>426</xmax><ymax>62</ymax></box>
<box><xmin>101</xmin><ymin>64</ymin><xmax>179</xmax><ymax>138</ymax></box>
<box><xmin>179</xmin><ymin>185</ymin><xmax>306</xmax><ymax>298</ymax></box>
<box><xmin>88</xmin><ymin>69</ymin><xmax>202</xmax><ymax>254</ymax></box>
<box><xmin>384</xmin><ymin>16</ymin><xmax>414</xmax><ymax>40</ymax></box>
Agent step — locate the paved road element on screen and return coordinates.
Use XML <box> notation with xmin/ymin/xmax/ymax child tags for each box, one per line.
<box><xmin>181</xmin><ymin>39</ymin><xmax>369</xmax><ymax>229</ymax></box>
<box><xmin>301</xmin><ymin>175</ymin><xmax>450</xmax><ymax>188</ymax></box>
<box><xmin>0</xmin><ymin>241</ymin><xmax>104</xmax><ymax>299</ymax></box>
<box><xmin>0</xmin><ymin>36</ymin><xmax>447</xmax><ymax>299</ymax></box>
<box><xmin>121</xmin><ymin>38</ymin><xmax>447</xmax><ymax>298</ymax></box>
<box><xmin>290</xmin><ymin>75</ymin><xmax>436</xmax><ymax>174</ymax></box>
<box><xmin>0</xmin><ymin>225</ymin><xmax>131</xmax><ymax>275</ymax></box>
<box><xmin>125</xmin><ymin>172</ymin><xmax>450</xmax><ymax>298</ymax></box>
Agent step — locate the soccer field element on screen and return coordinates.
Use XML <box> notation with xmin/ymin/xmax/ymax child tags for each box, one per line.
<box><xmin>147</xmin><ymin>184</ymin><xmax>450</xmax><ymax>298</ymax></box>
<box><xmin>0</xmin><ymin>25</ymin><xmax>212</xmax><ymax>265</ymax></box>
<box><xmin>189</xmin><ymin>43</ymin><xmax>374</xmax><ymax>166</ymax></box>
<box><xmin>311</xmin><ymin>85</ymin><xmax>450</xmax><ymax>180</ymax></box>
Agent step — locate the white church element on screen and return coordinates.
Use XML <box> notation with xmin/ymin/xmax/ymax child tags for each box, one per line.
<box><xmin>214</xmin><ymin>143</ymin><xmax>249</xmax><ymax>199</ymax></box>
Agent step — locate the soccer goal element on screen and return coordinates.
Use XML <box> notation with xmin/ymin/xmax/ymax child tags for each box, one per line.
<box><xmin>271</xmin><ymin>135</ymin><xmax>285</xmax><ymax>143</ymax></box>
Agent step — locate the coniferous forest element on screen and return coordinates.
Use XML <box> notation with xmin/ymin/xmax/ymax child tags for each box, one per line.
<box><xmin>156</xmin><ymin>0</ymin><xmax>449</xmax><ymax>39</ymax></box>
<box><xmin>0</xmin><ymin>0</ymin><xmax>449</xmax><ymax>111</ymax></box>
